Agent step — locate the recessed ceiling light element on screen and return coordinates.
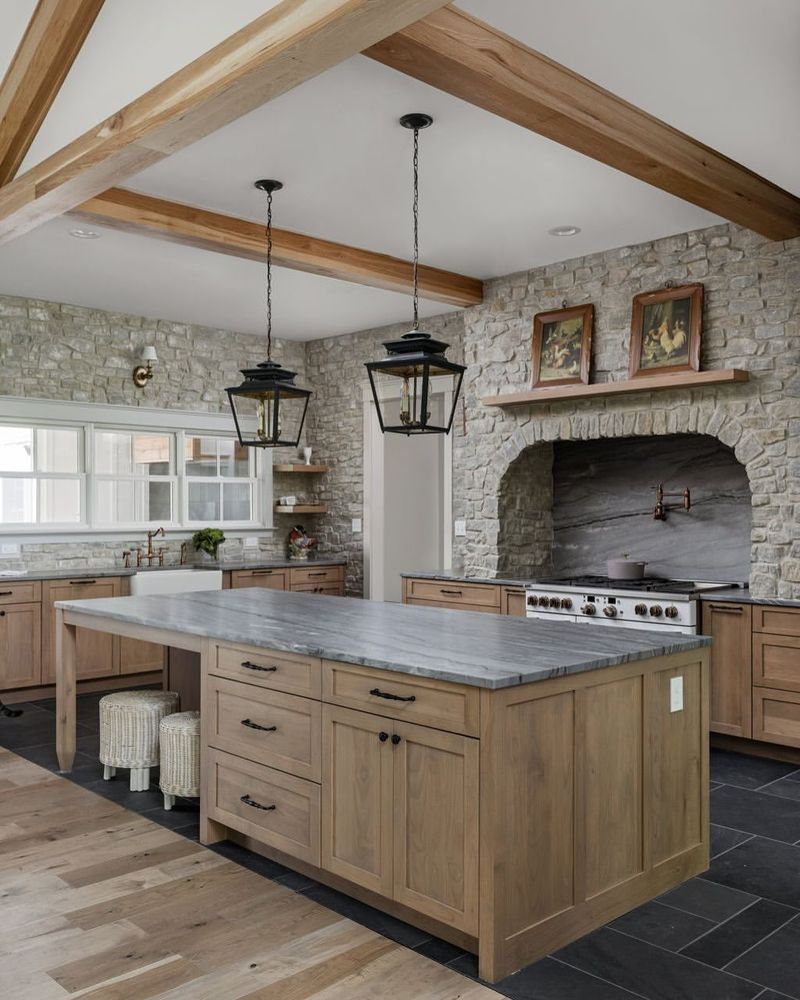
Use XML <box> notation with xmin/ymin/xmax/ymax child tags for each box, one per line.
<box><xmin>68</xmin><ymin>228</ymin><xmax>100</xmax><ymax>239</ymax></box>
<box><xmin>548</xmin><ymin>225</ymin><xmax>581</xmax><ymax>237</ymax></box>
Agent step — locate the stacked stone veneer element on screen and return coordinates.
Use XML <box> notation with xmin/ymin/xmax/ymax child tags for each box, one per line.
<box><xmin>1</xmin><ymin>220</ymin><xmax>798</xmax><ymax>596</ymax></box>
<box><xmin>458</xmin><ymin>223</ymin><xmax>800</xmax><ymax>598</ymax></box>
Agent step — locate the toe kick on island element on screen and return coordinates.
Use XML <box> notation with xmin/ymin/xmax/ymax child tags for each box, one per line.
<box><xmin>53</xmin><ymin>590</ymin><xmax>710</xmax><ymax>983</ymax></box>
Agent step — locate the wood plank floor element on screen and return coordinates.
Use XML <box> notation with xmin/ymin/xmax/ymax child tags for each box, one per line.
<box><xmin>0</xmin><ymin>748</ymin><xmax>498</xmax><ymax>999</ymax></box>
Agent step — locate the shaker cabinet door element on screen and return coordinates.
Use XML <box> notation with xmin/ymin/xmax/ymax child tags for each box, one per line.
<box><xmin>0</xmin><ymin>602</ymin><xmax>42</xmax><ymax>689</ymax></box>
<box><xmin>703</xmin><ymin>601</ymin><xmax>752</xmax><ymax>738</ymax></box>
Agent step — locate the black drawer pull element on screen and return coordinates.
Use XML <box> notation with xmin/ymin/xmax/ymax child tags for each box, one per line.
<box><xmin>439</xmin><ymin>588</ymin><xmax>463</xmax><ymax>596</ymax></box>
<box><xmin>70</xmin><ymin>579</ymin><xmax>97</xmax><ymax>585</ymax></box>
<box><xmin>0</xmin><ymin>610</ymin><xmax>5</xmax><ymax>617</ymax></box>
<box><xmin>240</xmin><ymin>794</ymin><xmax>276</xmax><ymax>812</ymax></box>
<box><xmin>241</xmin><ymin>660</ymin><xmax>277</xmax><ymax>672</ymax></box>
<box><xmin>241</xmin><ymin>718</ymin><xmax>277</xmax><ymax>733</ymax></box>
<box><xmin>252</xmin><ymin>570</ymin><xmax>274</xmax><ymax>576</ymax></box>
<box><xmin>0</xmin><ymin>590</ymin><xmax>13</xmax><ymax>596</ymax></box>
<box><xmin>308</xmin><ymin>571</ymin><xmax>327</xmax><ymax>577</ymax></box>
<box><xmin>369</xmin><ymin>687</ymin><xmax>416</xmax><ymax>703</ymax></box>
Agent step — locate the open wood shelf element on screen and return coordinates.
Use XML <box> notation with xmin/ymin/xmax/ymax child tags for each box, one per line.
<box><xmin>481</xmin><ymin>368</ymin><xmax>749</xmax><ymax>408</ymax></box>
<box><xmin>274</xmin><ymin>503</ymin><xmax>328</xmax><ymax>514</ymax></box>
<box><xmin>273</xmin><ymin>464</ymin><xmax>329</xmax><ymax>474</ymax></box>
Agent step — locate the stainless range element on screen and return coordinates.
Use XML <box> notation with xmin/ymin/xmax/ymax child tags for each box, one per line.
<box><xmin>525</xmin><ymin>577</ymin><xmax>735</xmax><ymax>635</ymax></box>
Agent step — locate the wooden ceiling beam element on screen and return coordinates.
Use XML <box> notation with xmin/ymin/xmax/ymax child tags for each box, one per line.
<box><xmin>0</xmin><ymin>0</ymin><xmax>105</xmax><ymax>185</ymax></box>
<box><xmin>69</xmin><ymin>187</ymin><xmax>483</xmax><ymax>306</ymax></box>
<box><xmin>0</xmin><ymin>0</ymin><xmax>450</xmax><ymax>244</ymax></box>
<box><xmin>366</xmin><ymin>5</ymin><xmax>800</xmax><ymax>241</ymax></box>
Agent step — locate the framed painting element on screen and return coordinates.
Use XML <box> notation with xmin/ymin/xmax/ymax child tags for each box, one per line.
<box><xmin>531</xmin><ymin>304</ymin><xmax>593</xmax><ymax>388</ymax></box>
<box><xmin>629</xmin><ymin>283</ymin><xmax>703</xmax><ymax>378</ymax></box>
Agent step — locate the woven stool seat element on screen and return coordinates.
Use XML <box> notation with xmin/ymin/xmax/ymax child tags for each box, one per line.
<box><xmin>99</xmin><ymin>690</ymin><xmax>179</xmax><ymax>791</ymax></box>
<box><xmin>159</xmin><ymin>711</ymin><xmax>200</xmax><ymax>810</ymax></box>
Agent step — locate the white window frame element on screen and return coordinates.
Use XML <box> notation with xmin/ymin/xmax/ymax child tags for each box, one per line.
<box><xmin>0</xmin><ymin>396</ymin><xmax>272</xmax><ymax>540</ymax></box>
<box><xmin>0</xmin><ymin>423</ymin><xmax>86</xmax><ymax>530</ymax></box>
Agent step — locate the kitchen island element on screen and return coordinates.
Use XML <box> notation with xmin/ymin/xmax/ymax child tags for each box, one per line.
<box><xmin>54</xmin><ymin>589</ymin><xmax>711</xmax><ymax>982</ymax></box>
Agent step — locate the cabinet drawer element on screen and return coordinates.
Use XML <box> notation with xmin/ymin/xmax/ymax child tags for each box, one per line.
<box><xmin>405</xmin><ymin>597</ymin><xmax>497</xmax><ymax>614</ymax></box>
<box><xmin>230</xmin><ymin>569</ymin><xmax>287</xmax><ymax>590</ymax></box>
<box><xmin>404</xmin><ymin>578</ymin><xmax>501</xmax><ymax>609</ymax></box>
<box><xmin>753</xmin><ymin>688</ymin><xmax>800</xmax><ymax>748</ymax></box>
<box><xmin>501</xmin><ymin>587</ymin><xmax>527</xmax><ymax>617</ymax></box>
<box><xmin>754</xmin><ymin>633</ymin><xmax>800</xmax><ymax>693</ymax></box>
<box><xmin>206</xmin><ymin>748</ymin><xmax>319</xmax><ymax>864</ymax></box>
<box><xmin>0</xmin><ymin>581</ymin><xmax>41</xmax><ymax>605</ymax></box>
<box><xmin>754</xmin><ymin>605</ymin><xmax>800</xmax><ymax>637</ymax></box>
<box><xmin>291</xmin><ymin>583</ymin><xmax>344</xmax><ymax>596</ymax></box>
<box><xmin>322</xmin><ymin>661</ymin><xmax>479</xmax><ymax>737</ymax></box>
<box><xmin>290</xmin><ymin>565</ymin><xmax>344</xmax><ymax>586</ymax></box>
<box><xmin>206</xmin><ymin>675</ymin><xmax>321</xmax><ymax>781</ymax></box>
<box><xmin>214</xmin><ymin>643</ymin><xmax>321</xmax><ymax>699</ymax></box>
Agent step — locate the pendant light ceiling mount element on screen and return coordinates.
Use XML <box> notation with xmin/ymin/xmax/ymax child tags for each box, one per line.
<box><xmin>365</xmin><ymin>111</ymin><xmax>465</xmax><ymax>436</ymax></box>
<box><xmin>226</xmin><ymin>178</ymin><xmax>311</xmax><ymax>449</ymax></box>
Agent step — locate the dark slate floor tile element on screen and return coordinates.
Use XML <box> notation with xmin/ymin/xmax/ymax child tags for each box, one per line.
<box><xmin>703</xmin><ymin>838</ymin><xmax>800</xmax><ymax>908</ymax></box>
<box><xmin>762</xmin><ymin>775</ymin><xmax>800</xmax><ymax>804</ymax></box>
<box><xmin>274</xmin><ymin>868</ymin><xmax>319</xmax><ymax>892</ymax></box>
<box><xmin>659</xmin><ymin>877</ymin><xmax>758</xmax><ymax>922</ymax></box>
<box><xmin>726</xmin><ymin>916</ymin><xmax>800</xmax><ymax>998</ymax></box>
<box><xmin>210</xmin><ymin>839</ymin><xmax>292</xmax><ymax>881</ymax></box>
<box><xmin>494</xmin><ymin>956</ymin><xmax>643</xmax><ymax>1000</ymax></box>
<box><xmin>14</xmin><ymin>742</ymin><xmax>99</xmax><ymax>779</ymax></box>
<box><xmin>447</xmin><ymin>952</ymin><xmax>478</xmax><ymax>979</ymax></box>
<box><xmin>303</xmin><ymin>884</ymin><xmax>429</xmax><ymax>948</ymax></box>
<box><xmin>758</xmin><ymin>992</ymin><xmax>796</xmax><ymax>1000</ymax></box>
<box><xmin>76</xmin><ymin>732</ymin><xmax>100</xmax><ymax>758</ymax></box>
<box><xmin>140</xmin><ymin>800</ymin><xmax>199</xmax><ymax>833</ymax></box>
<box><xmin>0</xmin><ymin>714</ymin><xmax>95</xmax><ymax>750</ymax></box>
<box><xmin>609</xmin><ymin>900</ymin><xmax>715</xmax><ymax>951</ymax></box>
<box><xmin>413</xmin><ymin>937</ymin><xmax>468</xmax><ymax>966</ymax></box>
<box><xmin>710</xmin><ymin>785</ymin><xmax>800</xmax><ymax>844</ymax></box>
<box><xmin>553</xmin><ymin>928</ymin><xmax>762</xmax><ymax>1000</ymax></box>
<box><xmin>681</xmin><ymin>899</ymin><xmax>797</xmax><ymax>969</ymax></box>
<box><xmin>81</xmin><ymin>775</ymin><xmax>164</xmax><ymax>812</ymax></box>
<box><xmin>712</xmin><ymin>825</ymin><xmax>755</xmax><ymax>859</ymax></box>
<box><xmin>711</xmin><ymin>750</ymin><xmax>799</xmax><ymax>791</ymax></box>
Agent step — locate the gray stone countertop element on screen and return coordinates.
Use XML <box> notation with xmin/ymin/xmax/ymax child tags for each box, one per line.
<box><xmin>55</xmin><ymin>588</ymin><xmax>710</xmax><ymax>690</ymax></box>
<box><xmin>401</xmin><ymin>570</ymin><xmax>800</xmax><ymax>610</ymax></box>
<box><xmin>0</xmin><ymin>556</ymin><xmax>346</xmax><ymax>584</ymax></box>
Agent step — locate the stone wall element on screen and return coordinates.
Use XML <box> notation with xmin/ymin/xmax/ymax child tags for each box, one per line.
<box><xmin>457</xmin><ymin>223</ymin><xmax>800</xmax><ymax>598</ymax></box>
<box><xmin>0</xmin><ymin>294</ymin><xmax>306</xmax><ymax>569</ymax></box>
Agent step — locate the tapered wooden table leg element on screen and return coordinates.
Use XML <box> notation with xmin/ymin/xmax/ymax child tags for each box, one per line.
<box><xmin>55</xmin><ymin>609</ymin><xmax>77</xmax><ymax>772</ymax></box>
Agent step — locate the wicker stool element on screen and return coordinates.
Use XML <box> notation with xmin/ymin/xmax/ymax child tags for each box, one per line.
<box><xmin>159</xmin><ymin>711</ymin><xmax>200</xmax><ymax>810</ymax></box>
<box><xmin>99</xmin><ymin>690</ymin><xmax>179</xmax><ymax>791</ymax></box>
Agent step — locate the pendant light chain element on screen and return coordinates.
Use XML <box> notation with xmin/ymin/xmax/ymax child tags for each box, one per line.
<box><xmin>265</xmin><ymin>186</ymin><xmax>273</xmax><ymax>361</ymax></box>
<box><xmin>412</xmin><ymin>124</ymin><xmax>420</xmax><ymax>331</ymax></box>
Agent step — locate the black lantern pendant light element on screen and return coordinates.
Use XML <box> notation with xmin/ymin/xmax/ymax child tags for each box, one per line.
<box><xmin>226</xmin><ymin>180</ymin><xmax>311</xmax><ymax>448</ymax></box>
<box><xmin>365</xmin><ymin>114</ymin><xmax>466</xmax><ymax>436</ymax></box>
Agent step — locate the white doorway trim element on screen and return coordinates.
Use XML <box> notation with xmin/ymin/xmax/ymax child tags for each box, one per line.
<box><xmin>362</xmin><ymin>378</ymin><xmax>453</xmax><ymax>601</ymax></box>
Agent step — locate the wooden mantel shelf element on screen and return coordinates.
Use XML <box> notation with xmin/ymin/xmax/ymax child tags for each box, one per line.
<box><xmin>481</xmin><ymin>369</ymin><xmax>749</xmax><ymax>408</ymax></box>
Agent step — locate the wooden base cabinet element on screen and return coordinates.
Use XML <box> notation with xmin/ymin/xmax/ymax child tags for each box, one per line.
<box><xmin>702</xmin><ymin>601</ymin><xmax>752</xmax><ymax>738</ymax></box>
<box><xmin>201</xmin><ymin>641</ymin><xmax>708</xmax><ymax>982</ymax></box>
<box><xmin>230</xmin><ymin>564</ymin><xmax>345</xmax><ymax>596</ymax></box>
<box><xmin>0</xmin><ymin>601</ymin><xmax>42</xmax><ymax>689</ymax></box>
<box><xmin>42</xmin><ymin>578</ymin><xmax>122</xmax><ymax>683</ymax></box>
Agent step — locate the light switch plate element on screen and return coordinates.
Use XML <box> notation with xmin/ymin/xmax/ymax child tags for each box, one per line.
<box><xmin>244</xmin><ymin>537</ymin><xmax>259</xmax><ymax>549</ymax></box>
<box><xmin>670</xmin><ymin>676</ymin><xmax>684</xmax><ymax>713</ymax></box>
<box><xmin>352</xmin><ymin>518</ymin><xmax>362</xmax><ymax>534</ymax></box>
<box><xmin>454</xmin><ymin>519</ymin><xmax>467</xmax><ymax>537</ymax></box>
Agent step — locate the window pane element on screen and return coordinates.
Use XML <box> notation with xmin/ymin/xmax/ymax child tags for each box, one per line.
<box><xmin>96</xmin><ymin>480</ymin><xmax>134</xmax><ymax>522</ymax></box>
<box><xmin>96</xmin><ymin>479</ymin><xmax>172</xmax><ymax>523</ymax></box>
<box><xmin>39</xmin><ymin>479</ymin><xmax>81</xmax><ymax>523</ymax></box>
<box><xmin>0</xmin><ymin>426</ymin><xmax>33</xmax><ymax>472</ymax></box>
<box><xmin>185</xmin><ymin>437</ymin><xmax>217</xmax><ymax>477</ymax></box>
<box><xmin>95</xmin><ymin>431</ymin><xmax>132</xmax><ymax>474</ymax></box>
<box><xmin>147</xmin><ymin>481</ymin><xmax>172</xmax><ymax>521</ymax></box>
<box><xmin>36</xmin><ymin>428</ymin><xmax>80</xmax><ymax>473</ymax></box>
<box><xmin>223</xmin><ymin>482</ymin><xmax>251</xmax><ymax>521</ymax></box>
<box><xmin>0</xmin><ymin>477</ymin><xmax>35</xmax><ymax>521</ymax></box>
<box><xmin>133</xmin><ymin>435</ymin><xmax>170</xmax><ymax>475</ymax></box>
<box><xmin>188</xmin><ymin>482</ymin><xmax>221</xmax><ymax>521</ymax></box>
<box><xmin>219</xmin><ymin>439</ymin><xmax>250</xmax><ymax>478</ymax></box>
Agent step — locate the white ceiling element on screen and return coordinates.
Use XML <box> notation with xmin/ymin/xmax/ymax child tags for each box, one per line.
<box><xmin>0</xmin><ymin>0</ymin><xmax>796</xmax><ymax>340</ymax></box>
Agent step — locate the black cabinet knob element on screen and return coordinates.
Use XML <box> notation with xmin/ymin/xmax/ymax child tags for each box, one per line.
<box><xmin>379</xmin><ymin>731</ymin><xmax>389</xmax><ymax>742</ymax></box>
<box><xmin>391</xmin><ymin>734</ymin><xmax>401</xmax><ymax>745</ymax></box>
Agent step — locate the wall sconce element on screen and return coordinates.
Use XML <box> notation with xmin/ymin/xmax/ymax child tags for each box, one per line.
<box><xmin>133</xmin><ymin>346</ymin><xmax>157</xmax><ymax>388</ymax></box>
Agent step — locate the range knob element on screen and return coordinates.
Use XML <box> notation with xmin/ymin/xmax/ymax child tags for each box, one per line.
<box><xmin>582</xmin><ymin>603</ymin><xmax>597</xmax><ymax>616</ymax></box>
<box><xmin>549</xmin><ymin>597</ymin><xmax>560</xmax><ymax>608</ymax></box>
<box><xmin>665</xmin><ymin>605</ymin><xmax>679</xmax><ymax>619</ymax></box>
<box><xmin>603</xmin><ymin>605</ymin><xmax>617</xmax><ymax>618</ymax></box>
<box><xmin>649</xmin><ymin>605</ymin><xmax>663</xmax><ymax>617</ymax></box>
<box><xmin>561</xmin><ymin>597</ymin><xmax>573</xmax><ymax>610</ymax></box>
<box><xmin>634</xmin><ymin>603</ymin><xmax>648</xmax><ymax>616</ymax></box>
<box><xmin>538</xmin><ymin>595</ymin><xmax>549</xmax><ymax>607</ymax></box>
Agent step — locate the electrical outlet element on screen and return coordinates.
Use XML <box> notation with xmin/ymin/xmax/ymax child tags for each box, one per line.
<box><xmin>454</xmin><ymin>519</ymin><xmax>467</xmax><ymax>537</ymax></box>
<box><xmin>351</xmin><ymin>518</ymin><xmax>362</xmax><ymax>534</ymax></box>
<box><xmin>0</xmin><ymin>543</ymin><xmax>20</xmax><ymax>556</ymax></box>
<box><xmin>670</xmin><ymin>676</ymin><xmax>684</xmax><ymax>713</ymax></box>
<box><xmin>244</xmin><ymin>537</ymin><xmax>259</xmax><ymax>549</ymax></box>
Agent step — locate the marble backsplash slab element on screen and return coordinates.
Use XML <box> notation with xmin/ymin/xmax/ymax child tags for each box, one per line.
<box><xmin>551</xmin><ymin>434</ymin><xmax>751</xmax><ymax>582</ymax></box>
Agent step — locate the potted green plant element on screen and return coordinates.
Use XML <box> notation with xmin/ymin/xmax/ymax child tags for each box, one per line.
<box><xmin>191</xmin><ymin>528</ymin><xmax>226</xmax><ymax>564</ymax></box>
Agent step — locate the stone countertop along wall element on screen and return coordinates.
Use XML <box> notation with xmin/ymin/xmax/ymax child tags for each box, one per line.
<box><xmin>0</xmin><ymin>296</ymin><xmax>307</xmax><ymax>569</ymax></box>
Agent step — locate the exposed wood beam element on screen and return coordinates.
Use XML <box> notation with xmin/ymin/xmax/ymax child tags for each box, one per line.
<box><xmin>366</xmin><ymin>6</ymin><xmax>800</xmax><ymax>241</ymax></box>
<box><xmin>69</xmin><ymin>187</ymin><xmax>483</xmax><ymax>306</ymax></box>
<box><xmin>0</xmin><ymin>0</ymin><xmax>105</xmax><ymax>185</ymax></box>
<box><xmin>0</xmin><ymin>0</ymin><xmax>450</xmax><ymax>244</ymax></box>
